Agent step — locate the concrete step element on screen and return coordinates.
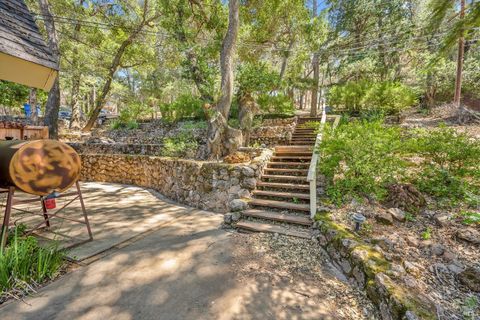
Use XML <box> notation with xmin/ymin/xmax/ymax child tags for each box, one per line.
<box><xmin>257</xmin><ymin>181</ymin><xmax>310</xmax><ymax>190</ymax></box>
<box><xmin>262</xmin><ymin>175</ymin><xmax>308</xmax><ymax>182</ymax></box>
<box><xmin>236</xmin><ymin>221</ymin><xmax>311</xmax><ymax>239</ymax></box>
<box><xmin>242</xmin><ymin>209</ymin><xmax>312</xmax><ymax>226</ymax></box>
<box><xmin>249</xmin><ymin>198</ymin><xmax>310</xmax><ymax>212</ymax></box>
<box><xmin>252</xmin><ymin>189</ymin><xmax>310</xmax><ymax>200</ymax></box>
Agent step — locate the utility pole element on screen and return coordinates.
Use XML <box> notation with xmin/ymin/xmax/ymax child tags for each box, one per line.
<box><xmin>453</xmin><ymin>0</ymin><xmax>465</xmax><ymax>109</ymax></box>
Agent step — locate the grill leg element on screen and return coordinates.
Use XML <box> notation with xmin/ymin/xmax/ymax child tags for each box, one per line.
<box><xmin>1</xmin><ymin>187</ymin><xmax>15</xmax><ymax>250</ymax></box>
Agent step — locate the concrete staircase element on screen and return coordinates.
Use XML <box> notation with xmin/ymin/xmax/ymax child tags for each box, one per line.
<box><xmin>236</xmin><ymin>117</ymin><xmax>323</xmax><ymax>238</ymax></box>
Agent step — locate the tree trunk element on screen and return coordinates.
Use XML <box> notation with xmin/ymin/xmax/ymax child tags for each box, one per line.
<box><xmin>38</xmin><ymin>0</ymin><xmax>60</xmax><ymax>139</ymax></box>
<box><xmin>206</xmin><ymin>0</ymin><xmax>242</xmax><ymax>159</ymax></box>
<box><xmin>455</xmin><ymin>0</ymin><xmax>465</xmax><ymax>117</ymax></box>
<box><xmin>310</xmin><ymin>53</ymin><xmax>319</xmax><ymax>117</ymax></box>
<box><xmin>82</xmin><ymin>23</ymin><xmax>146</xmax><ymax>131</ymax></box>
<box><xmin>29</xmin><ymin>88</ymin><xmax>37</xmax><ymax>124</ymax></box>
<box><xmin>279</xmin><ymin>39</ymin><xmax>294</xmax><ymax>81</ymax></box>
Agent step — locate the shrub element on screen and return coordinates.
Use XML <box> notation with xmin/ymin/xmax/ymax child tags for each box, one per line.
<box><xmin>328</xmin><ymin>80</ymin><xmax>417</xmax><ymax>117</ymax></box>
<box><xmin>0</xmin><ymin>228</ymin><xmax>64</xmax><ymax>294</ymax></box>
<box><xmin>160</xmin><ymin>94</ymin><xmax>205</xmax><ymax>123</ymax></box>
<box><xmin>257</xmin><ymin>93</ymin><xmax>295</xmax><ymax>116</ymax></box>
<box><xmin>407</xmin><ymin>126</ymin><xmax>480</xmax><ymax>204</ymax></box>
<box><xmin>319</xmin><ymin>120</ymin><xmax>406</xmax><ymax>204</ymax></box>
<box><xmin>320</xmin><ymin>120</ymin><xmax>480</xmax><ymax>208</ymax></box>
<box><xmin>161</xmin><ymin>132</ymin><xmax>199</xmax><ymax>158</ymax></box>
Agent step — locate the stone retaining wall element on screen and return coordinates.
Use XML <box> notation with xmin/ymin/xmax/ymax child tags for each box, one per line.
<box><xmin>70</xmin><ymin>143</ymin><xmax>164</xmax><ymax>156</ymax></box>
<box><xmin>250</xmin><ymin>117</ymin><xmax>296</xmax><ymax>147</ymax></box>
<box><xmin>79</xmin><ymin>149</ymin><xmax>272</xmax><ymax>212</ymax></box>
<box><xmin>314</xmin><ymin>215</ymin><xmax>436</xmax><ymax>319</ymax></box>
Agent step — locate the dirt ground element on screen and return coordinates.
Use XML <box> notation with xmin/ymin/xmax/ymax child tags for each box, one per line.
<box><xmin>0</xmin><ymin>184</ymin><xmax>377</xmax><ymax>320</ymax></box>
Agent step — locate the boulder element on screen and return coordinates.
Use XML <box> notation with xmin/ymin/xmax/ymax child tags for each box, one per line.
<box><xmin>229</xmin><ymin>199</ymin><xmax>248</xmax><ymax>212</ymax></box>
<box><xmin>456</xmin><ymin>228</ymin><xmax>480</xmax><ymax>245</ymax></box>
<box><xmin>458</xmin><ymin>267</ymin><xmax>480</xmax><ymax>292</ymax></box>
<box><xmin>388</xmin><ymin>208</ymin><xmax>406</xmax><ymax>222</ymax></box>
<box><xmin>375</xmin><ymin>211</ymin><xmax>394</xmax><ymax>225</ymax></box>
<box><xmin>433</xmin><ymin>213</ymin><xmax>450</xmax><ymax>227</ymax></box>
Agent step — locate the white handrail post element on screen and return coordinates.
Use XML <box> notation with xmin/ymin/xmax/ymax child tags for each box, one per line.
<box><xmin>309</xmin><ymin>175</ymin><xmax>317</xmax><ymax>219</ymax></box>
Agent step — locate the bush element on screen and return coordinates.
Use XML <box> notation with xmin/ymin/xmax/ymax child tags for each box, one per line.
<box><xmin>320</xmin><ymin>121</ymin><xmax>480</xmax><ymax>208</ymax></box>
<box><xmin>160</xmin><ymin>94</ymin><xmax>205</xmax><ymax>123</ymax></box>
<box><xmin>320</xmin><ymin>120</ymin><xmax>406</xmax><ymax>204</ymax></box>
<box><xmin>328</xmin><ymin>80</ymin><xmax>417</xmax><ymax>117</ymax></box>
<box><xmin>257</xmin><ymin>93</ymin><xmax>295</xmax><ymax>116</ymax></box>
<box><xmin>0</xmin><ymin>228</ymin><xmax>64</xmax><ymax>294</ymax></box>
<box><xmin>407</xmin><ymin>126</ymin><xmax>480</xmax><ymax>204</ymax></box>
<box><xmin>161</xmin><ymin>131</ymin><xmax>199</xmax><ymax>158</ymax></box>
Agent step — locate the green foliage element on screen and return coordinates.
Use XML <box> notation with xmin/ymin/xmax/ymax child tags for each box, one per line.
<box><xmin>0</xmin><ymin>228</ymin><xmax>64</xmax><ymax>294</ymax></box>
<box><xmin>458</xmin><ymin>211</ymin><xmax>480</xmax><ymax>226</ymax></box>
<box><xmin>160</xmin><ymin>94</ymin><xmax>205</xmax><ymax>123</ymax></box>
<box><xmin>320</xmin><ymin>120</ymin><xmax>480</xmax><ymax>208</ymax></box>
<box><xmin>421</xmin><ymin>227</ymin><xmax>432</xmax><ymax>240</ymax></box>
<box><xmin>328</xmin><ymin>80</ymin><xmax>418</xmax><ymax>117</ymax></box>
<box><xmin>320</xmin><ymin>120</ymin><xmax>406</xmax><ymax>204</ymax></box>
<box><xmin>0</xmin><ymin>81</ymin><xmax>29</xmax><ymax>110</ymax></box>
<box><xmin>257</xmin><ymin>94</ymin><xmax>295</xmax><ymax>116</ymax></box>
<box><xmin>161</xmin><ymin>132</ymin><xmax>199</xmax><ymax>158</ymax></box>
<box><xmin>407</xmin><ymin>126</ymin><xmax>480</xmax><ymax>203</ymax></box>
<box><xmin>237</xmin><ymin>62</ymin><xmax>279</xmax><ymax>95</ymax></box>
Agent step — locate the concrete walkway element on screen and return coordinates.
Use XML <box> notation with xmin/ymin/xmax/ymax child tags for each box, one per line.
<box><xmin>0</xmin><ymin>184</ymin><xmax>376</xmax><ymax>320</ymax></box>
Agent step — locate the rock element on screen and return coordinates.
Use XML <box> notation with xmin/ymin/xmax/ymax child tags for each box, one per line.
<box><xmin>458</xmin><ymin>267</ymin><xmax>480</xmax><ymax>292</ymax></box>
<box><xmin>231</xmin><ymin>212</ymin><xmax>242</xmax><ymax>222</ymax></box>
<box><xmin>442</xmin><ymin>250</ymin><xmax>456</xmax><ymax>262</ymax></box>
<box><xmin>385</xmin><ymin>183</ymin><xmax>426</xmax><ymax>213</ymax></box>
<box><xmin>237</xmin><ymin>189</ymin><xmax>251</xmax><ymax>199</ymax></box>
<box><xmin>242</xmin><ymin>178</ymin><xmax>257</xmax><ymax>189</ymax></box>
<box><xmin>224</xmin><ymin>213</ymin><xmax>233</xmax><ymax>224</ymax></box>
<box><xmin>388</xmin><ymin>208</ymin><xmax>406</xmax><ymax>222</ymax></box>
<box><xmin>339</xmin><ymin>259</ymin><xmax>352</xmax><ymax>274</ymax></box>
<box><xmin>433</xmin><ymin>213</ymin><xmax>450</xmax><ymax>227</ymax></box>
<box><xmin>375</xmin><ymin>211</ymin><xmax>394</xmax><ymax>225</ymax></box>
<box><xmin>241</xmin><ymin>166</ymin><xmax>255</xmax><ymax>177</ymax></box>
<box><xmin>456</xmin><ymin>228</ymin><xmax>480</xmax><ymax>245</ymax></box>
<box><xmin>352</xmin><ymin>266</ymin><xmax>366</xmax><ymax>288</ymax></box>
<box><xmin>404</xmin><ymin>311</ymin><xmax>420</xmax><ymax>320</ymax></box>
<box><xmin>430</xmin><ymin>243</ymin><xmax>445</xmax><ymax>256</ymax></box>
<box><xmin>404</xmin><ymin>261</ymin><xmax>421</xmax><ymax>277</ymax></box>
<box><xmin>406</xmin><ymin>236</ymin><xmax>419</xmax><ymax>247</ymax></box>
<box><xmin>229</xmin><ymin>199</ymin><xmax>248</xmax><ymax>212</ymax></box>
<box><xmin>388</xmin><ymin>263</ymin><xmax>406</xmax><ymax>278</ymax></box>
<box><xmin>447</xmin><ymin>263</ymin><xmax>464</xmax><ymax>274</ymax></box>
<box><xmin>402</xmin><ymin>275</ymin><xmax>419</xmax><ymax>288</ymax></box>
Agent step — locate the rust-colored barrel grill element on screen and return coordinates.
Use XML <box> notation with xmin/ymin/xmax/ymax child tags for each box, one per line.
<box><xmin>0</xmin><ymin>139</ymin><xmax>81</xmax><ymax>196</ymax></box>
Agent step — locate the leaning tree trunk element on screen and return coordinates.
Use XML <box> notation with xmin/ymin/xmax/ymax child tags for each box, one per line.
<box><xmin>38</xmin><ymin>0</ymin><xmax>60</xmax><ymax>139</ymax></box>
<box><xmin>206</xmin><ymin>0</ymin><xmax>242</xmax><ymax>159</ymax></box>
<box><xmin>82</xmin><ymin>24</ymin><xmax>146</xmax><ymax>131</ymax></box>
